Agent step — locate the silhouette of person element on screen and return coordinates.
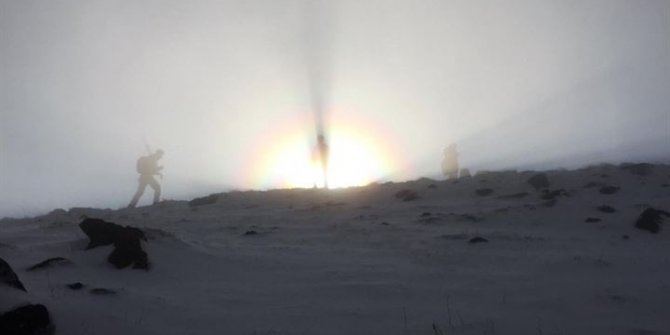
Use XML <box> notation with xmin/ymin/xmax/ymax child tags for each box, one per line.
<box><xmin>314</xmin><ymin>134</ymin><xmax>329</xmax><ymax>188</ymax></box>
<box><xmin>128</xmin><ymin>149</ymin><xmax>164</xmax><ymax>208</ymax></box>
<box><xmin>441</xmin><ymin>144</ymin><xmax>459</xmax><ymax>180</ymax></box>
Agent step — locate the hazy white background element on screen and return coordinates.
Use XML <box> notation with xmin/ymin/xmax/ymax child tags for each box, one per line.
<box><xmin>1</xmin><ymin>0</ymin><xmax>669</xmax><ymax>217</ymax></box>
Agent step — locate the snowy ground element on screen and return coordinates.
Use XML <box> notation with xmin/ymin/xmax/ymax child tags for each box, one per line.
<box><xmin>2</xmin><ymin>163</ymin><xmax>670</xmax><ymax>335</ymax></box>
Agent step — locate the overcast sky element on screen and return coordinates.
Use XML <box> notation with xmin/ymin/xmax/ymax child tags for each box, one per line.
<box><xmin>1</xmin><ymin>0</ymin><xmax>669</xmax><ymax>217</ymax></box>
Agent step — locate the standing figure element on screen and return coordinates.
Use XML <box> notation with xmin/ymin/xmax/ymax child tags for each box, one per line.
<box><xmin>315</xmin><ymin>134</ymin><xmax>329</xmax><ymax>189</ymax></box>
<box><xmin>441</xmin><ymin>144</ymin><xmax>459</xmax><ymax>180</ymax></box>
<box><xmin>128</xmin><ymin>149</ymin><xmax>164</xmax><ymax>208</ymax></box>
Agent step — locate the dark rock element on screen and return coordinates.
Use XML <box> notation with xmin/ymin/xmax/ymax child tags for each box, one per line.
<box><xmin>475</xmin><ymin>188</ymin><xmax>494</xmax><ymax>196</ymax></box>
<box><xmin>380</xmin><ymin>222</ymin><xmax>390</xmax><ymax>226</ymax></box>
<box><xmin>439</xmin><ymin>233</ymin><xmax>469</xmax><ymax>240</ymax></box>
<box><xmin>243</xmin><ymin>230</ymin><xmax>258</xmax><ymax>236</ymax></box>
<box><xmin>584</xmin><ymin>181</ymin><xmax>606</xmax><ymax>189</ymax></box>
<box><xmin>469</xmin><ymin>237</ymin><xmax>488</xmax><ymax>244</ymax></box>
<box><xmin>66</xmin><ymin>282</ymin><xmax>85</xmax><ymax>290</ymax></box>
<box><xmin>427</xmin><ymin>183</ymin><xmax>437</xmax><ymax>189</ymax></box>
<box><xmin>622</xmin><ymin>235</ymin><xmax>630</xmax><ymax>240</ymax></box>
<box><xmin>0</xmin><ymin>304</ymin><xmax>51</xmax><ymax>335</ymax></box>
<box><xmin>620</xmin><ymin>163</ymin><xmax>653</xmax><ymax>176</ymax></box>
<box><xmin>585</xmin><ymin>217</ymin><xmax>602</xmax><ymax>223</ymax></box>
<box><xmin>497</xmin><ymin>192</ymin><xmax>529</xmax><ymax>200</ymax></box>
<box><xmin>395</xmin><ymin>189</ymin><xmax>419</xmax><ymax>201</ymax></box>
<box><xmin>79</xmin><ymin>218</ymin><xmax>149</xmax><ymax>270</ymax></box>
<box><xmin>599</xmin><ymin>186</ymin><xmax>620</xmax><ymax>195</ymax></box>
<box><xmin>597</xmin><ymin>205</ymin><xmax>616</xmax><ymax>213</ymax></box>
<box><xmin>420</xmin><ymin>212</ymin><xmax>432</xmax><ymax>217</ymax></box>
<box><xmin>26</xmin><ymin>257</ymin><xmax>70</xmax><ymax>272</ymax></box>
<box><xmin>634</xmin><ymin>208</ymin><xmax>670</xmax><ymax>234</ymax></box>
<box><xmin>540</xmin><ymin>189</ymin><xmax>569</xmax><ymax>200</ymax></box>
<box><xmin>419</xmin><ymin>217</ymin><xmax>442</xmax><ymax>224</ymax></box>
<box><xmin>527</xmin><ymin>173</ymin><xmax>550</xmax><ymax>190</ymax></box>
<box><xmin>453</xmin><ymin>213</ymin><xmax>484</xmax><ymax>222</ymax></box>
<box><xmin>459</xmin><ymin>168</ymin><xmax>471</xmax><ymax>178</ymax></box>
<box><xmin>108</xmin><ymin>232</ymin><xmax>149</xmax><ymax>270</ymax></box>
<box><xmin>90</xmin><ymin>288</ymin><xmax>117</xmax><ymax>295</ymax></box>
<box><xmin>0</xmin><ymin>257</ymin><xmax>26</xmax><ymax>292</ymax></box>
<box><xmin>188</xmin><ymin>194</ymin><xmax>219</xmax><ymax>207</ymax></box>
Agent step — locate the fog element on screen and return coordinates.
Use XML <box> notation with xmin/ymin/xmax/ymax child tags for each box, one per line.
<box><xmin>1</xmin><ymin>0</ymin><xmax>669</xmax><ymax>217</ymax></box>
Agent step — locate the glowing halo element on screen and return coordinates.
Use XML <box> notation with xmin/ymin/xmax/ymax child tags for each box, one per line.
<box><xmin>245</xmin><ymin>109</ymin><xmax>408</xmax><ymax>189</ymax></box>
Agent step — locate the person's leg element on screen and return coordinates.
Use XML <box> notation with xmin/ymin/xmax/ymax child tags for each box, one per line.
<box><xmin>148</xmin><ymin>177</ymin><xmax>161</xmax><ymax>204</ymax></box>
<box><xmin>128</xmin><ymin>179</ymin><xmax>148</xmax><ymax>208</ymax></box>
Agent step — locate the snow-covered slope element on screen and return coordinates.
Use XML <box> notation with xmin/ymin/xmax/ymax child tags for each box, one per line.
<box><xmin>2</xmin><ymin>163</ymin><xmax>670</xmax><ymax>335</ymax></box>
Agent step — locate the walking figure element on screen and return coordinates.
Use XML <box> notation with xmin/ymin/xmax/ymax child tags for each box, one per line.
<box><xmin>128</xmin><ymin>149</ymin><xmax>164</xmax><ymax>208</ymax></box>
<box><xmin>314</xmin><ymin>134</ymin><xmax>329</xmax><ymax>188</ymax></box>
<box><xmin>441</xmin><ymin>144</ymin><xmax>459</xmax><ymax>180</ymax></box>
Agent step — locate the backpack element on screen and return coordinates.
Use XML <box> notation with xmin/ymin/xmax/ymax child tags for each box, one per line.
<box><xmin>136</xmin><ymin>156</ymin><xmax>153</xmax><ymax>174</ymax></box>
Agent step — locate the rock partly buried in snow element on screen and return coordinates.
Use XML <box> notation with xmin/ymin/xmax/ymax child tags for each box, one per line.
<box><xmin>395</xmin><ymin>189</ymin><xmax>419</xmax><ymax>201</ymax></box>
<box><xmin>66</xmin><ymin>282</ymin><xmax>85</xmax><ymax>290</ymax></box>
<box><xmin>469</xmin><ymin>237</ymin><xmax>488</xmax><ymax>244</ymax></box>
<box><xmin>90</xmin><ymin>288</ymin><xmax>117</xmax><ymax>295</ymax></box>
<box><xmin>188</xmin><ymin>194</ymin><xmax>220</xmax><ymax>207</ymax></box>
<box><xmin>475</xmin><ymin>188</ymin><xmax>494</xmax><ymax>196</ymax></box>
<box><xmin>0</xmin><ymin>304</ymin><xmax>51</xmax><ymax>335</ymax></box>
<box><xmin>634</xmin><ymin>208</ymin><xmax>670</xmax><ymax>234</ymax></box>
<box><xmin>540</xmin><ymin>189</ymin><xmax>569</xmax><ymax>200</ymax></box>
<box><xmin>0</xmin><ymin>258</ymin><xmax>26</xmax><ymax>292</ymax></box>
<box><xmin>599</xmin><ymin>186</ymin><xmax>620</xmax><ymax>195</ymax></box>
<box><xmin>620</xmin><ymin>163</ymin><xmax>653</xmax><ymax>176</ymax></box>
<box><xmin>26</xmin><ymin>257</ymin><xmax>70</xmax><ymax>272</ymax></box>
<box><xmin>79</xmin><ymin>218</ymin><xmax>149</xmax><ymax>270</ymax></box>
<box><xmin>585</xmin><ymin>217</ymin><xmax>602</xmax><ymax>223</ymax></box>
<box><xmin>597</xmin><ymin>205</ymin><xmax>616</xmax><ymax>213</ymax></box>
<box><xmin>497</xmin><ymin>192</ymin><xmax>530</xmax><ymax>200</ymax></box>
<box><xmin>527</xmin><ymin>173</ymin><xmax>550</xmax><ymax>191</ymax></box>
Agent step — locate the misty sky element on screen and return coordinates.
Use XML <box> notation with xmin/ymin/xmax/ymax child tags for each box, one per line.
<box><xmin>1</xmin><ymin>0</ymin><xmax>669</xmax><ymax>217</ymax></box>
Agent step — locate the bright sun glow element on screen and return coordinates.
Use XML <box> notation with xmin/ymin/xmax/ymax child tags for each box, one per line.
<box><xmin>248</xmin><ymin>113</ymin><xmax>397</xmax><ymax>189</ymax></box>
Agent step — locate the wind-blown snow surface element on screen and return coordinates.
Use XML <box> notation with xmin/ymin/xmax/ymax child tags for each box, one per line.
<box><xmin>2</xmin><ymin>164</ymin><xmax>670</xmax><ymax>335</ymax></box>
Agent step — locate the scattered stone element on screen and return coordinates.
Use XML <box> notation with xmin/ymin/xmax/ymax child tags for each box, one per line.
<box><xmin>395</xmin><ymin>189</ymin><xmax>419</xmax><ymax>201</ymax></box>
<box><xmin>620</xmin><ymin>163</ymin><xmax>653</xmax><ymax>176</ymax></box>
<box><xmin>585</xmin><ymin>217</ymin><xmax>602</xmax><ymax>223</ymax></box>
<box><xmin>79</xmin><ymin>218</ymin><xmax>149</xmax><ymax>270</ymax></box>
<box><xmin>188</xmin><ymin>194</ymin><xmax>219</xmax><ymax>207</ymax></box>
<box><xmin>427</xmin><ymin>184</ymin><xmax>437</xmax><ymax>189</ymax></box>
<box><xmin>497</xmin><ymin>192</ymin><xmax>529</xmax><ymax>200</ymax></box>
<box><xmin>0</xmin><ymin>304</ymin><xmax>51</xmax><ymax>335</ymax></box>
<box><xmin>66</xmin><ymin>282</ymin><xmax>85</xmax><ymax>290</ymax></box>
<box><xmin>90</xmin><ymin>288</ymin><xmax>117</xmax><ymax>295</ymax></box>
<box><xmin>527</xmin><ymin>173</ymin><xmax>550</xmax><ymax>191</ymax></box>
<box><xmin>469</xmin><ymin>237</ymin><xmax>488</xmax><ymax>244</ymax></box>
<box><xmin>661</xmin><ymin>183</ymin><xmax>669</xmax><ymax>188</ymax></box>
<box><xmin>26</xmin><ymin>257</ymin><xmax>70</xmax><ymax>272</ymax></box>
<box><xmin>438</xmin><ymin>233</ymin><xmax>469</xmax><ymax>240</ymax></box>
<box><xmin>634</xmin><ymin>208</ymin><xmax>670</xmax><ymax>234</ymax></box>
<box><xmin>475</xmin><ymin>188</ymin><xmax>494</xmax><ymax>196</ymax></box>
<box><xmin>599</xmin><ymin>186</ymin><xmax>620</xmax><ymax>195</ymax></box>
<box><xmin>622</xmin><ymin>235</ymin><xmax>630</xmax><ymax>240</ymax></box>
<box><xmin>0</xmin><ymin>257</ymin><xmax>26</xmax><ymax>292</ymax></box>
<box><xmin>597</xmin><ymin>205</ymin><xmax>616</xmax><ymax>213</ymax></box>
<box><xmin>452</xmin><ymin>213</ymin><xmax>484</xmax><ymax>222</ymax></box>
<box><xmin>420</xmin><ymin>212</ymin><xmax>432</xmax><ymax>217</ymax></box>
<box><xmin>584</xmin><ymin>181</ymin><xmax>606</xmax><ymax>189</ymax></box>
<box><xmin>419</xmin><ymin>217</ymin><xmax>442</xmax><ymax>224</ymax></box>
<box><xmin>243</xmin><ymin>230</ymin><xmax>258</xmax><ymax>236</ymax></box>
<box><xmin>380</xmin><ymin>222</ymin><xmax>390</xmax><ymax>226</ymax></box>
<box><xmin>540</xmin><ymin>189</ymin><xmax>569</xmax><ymax>200</ymax></box>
